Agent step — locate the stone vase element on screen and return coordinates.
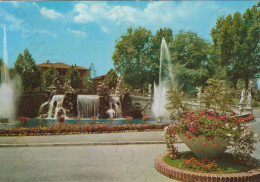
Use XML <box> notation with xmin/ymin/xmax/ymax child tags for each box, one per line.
<box><xmin>178</xmin><ymin>134</ymin><xmax>229</xmax><ymax>158</ymax></box>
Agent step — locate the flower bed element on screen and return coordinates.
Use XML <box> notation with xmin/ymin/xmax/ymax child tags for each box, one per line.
<box><xmin>0</xmin><ymin>124</ymin><xmax>166</xmax><ymax>136</ymax></box>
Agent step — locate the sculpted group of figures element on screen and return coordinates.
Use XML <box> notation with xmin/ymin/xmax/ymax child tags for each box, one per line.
<box><xmin>239</xmin><ymin>88</ymin><xmax>252</xmax><ymax>107</ymax></box>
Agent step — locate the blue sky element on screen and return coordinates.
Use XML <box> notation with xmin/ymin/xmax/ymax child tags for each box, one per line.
<box><xmin>0</xmin><ymin>1</ymin><xmax>258</xmax><ymax>79</ymax></box>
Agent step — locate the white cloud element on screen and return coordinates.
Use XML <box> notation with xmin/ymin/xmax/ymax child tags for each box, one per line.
<box><xmin>67</xmin><ymin>28</ymin><xmax>86</xmax><ymax>37</ymax></box>
<box><xmin>40</xmin><ymin>7</ymin><xmax>63</xmax><ymax>20</ymax></box>
<box><xmin>101</xmin><ymin>26</ymin><xmax>109</xmax><ymax>33</ymax></box>
<box><xmin>72</xmin><ymin>2</ymin><xmax>212</xmax><ymax>32</ymax></box>
<box><xmin>10</xmin><ymin>2</ymin><xmax>20</xmax><ymax>7</ymax></box>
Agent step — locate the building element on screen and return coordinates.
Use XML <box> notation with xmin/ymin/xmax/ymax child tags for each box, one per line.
<box><xmin>93</xmin><ymin>74</ymin><xmax>106</xmax><ymax>91</ymax></box>
<box><xmin>38</xmin><ymin>61</ymin><xmax>88</xmax><ymax>88</ymax></box>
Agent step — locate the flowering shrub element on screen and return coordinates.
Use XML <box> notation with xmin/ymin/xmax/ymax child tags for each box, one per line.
<box><xmin>165</xmin><ymin>80</ymin><xmax>258</xmax><ymax>167</ymax></box>
<box><xmin>165</xmin><ymin>110</ymin><xmax>258</xmax><ymax>166</ymax></box>
<box><xmin>57</xmin><ymin>116</ymin><xmax>65</xmax><ymax>124</ymax></box>
<box><xmin>183</xmin><ymin>157</ymin><xmax>219</xmax><ymax>171</ymax></box>
<box><xmin>19</xmin><ymin>116</ymin><xmax>29</xmax><ymax>127</ymax></box>
<box><xmin>0</xmin><ymin>124</ymin><xmax>166</xmax><ymax>136</ymax></box>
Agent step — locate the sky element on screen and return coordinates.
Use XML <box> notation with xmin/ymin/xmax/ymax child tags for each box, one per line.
<box><xmin>0</xmin><ymin>1</ymin><xmax>258</xmax><ymax>82</ymax></box>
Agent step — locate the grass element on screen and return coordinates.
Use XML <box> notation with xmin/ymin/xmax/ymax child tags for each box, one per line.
<box><xmin>164</xmin><ymin>151</ymin><xmax>259</xmax><ymax>174</ymax></box>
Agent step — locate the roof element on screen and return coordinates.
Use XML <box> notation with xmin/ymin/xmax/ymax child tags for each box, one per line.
<box><xmin>93</xmin><ymin>74</ymin><xmax>106</xmax><ymax>80</ymax></box>
<box><xmin>38</xmin><ymin>62</ymin><xmax>88</xmax><ymax>70</ymax></box>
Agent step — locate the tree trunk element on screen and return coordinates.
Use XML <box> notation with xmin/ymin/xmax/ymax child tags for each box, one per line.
<box><xmin>245</xmin><ymin>78</ymin><xmax>249</xmax><ymax>89</ymax></box>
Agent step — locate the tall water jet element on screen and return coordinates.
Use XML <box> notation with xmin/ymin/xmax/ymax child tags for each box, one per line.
<box><xmin>0</xmin><ymin>26</ymin><xmax>16</xmax><ymax>121</ymax></box>
<box><xmin>152</xmin><ymin>38</ymin><xmax>174</xmax><ymax>121</ymax></box>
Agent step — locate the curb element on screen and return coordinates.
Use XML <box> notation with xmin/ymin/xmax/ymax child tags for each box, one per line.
<box><xmin>0</xmin><ymin>141</ymin><xmax>167</xmax><ymax>147</ymax></box>
<box><xmin>154</xmin><ymin>154</ymin><xmax>260</xmax><ymax>182</ymax></box>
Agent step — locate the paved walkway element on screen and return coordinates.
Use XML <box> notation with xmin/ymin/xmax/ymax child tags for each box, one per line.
<box><xmin>0</xmin><ymin>144</ymin><xmax>189</xmax><ymax>182</ymax></box>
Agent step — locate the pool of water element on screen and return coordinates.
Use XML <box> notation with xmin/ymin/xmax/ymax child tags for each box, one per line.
<box><xmin>0</xmin><ymin>118</ymin><xmax>169</xmax><ymax>129</ymax></box>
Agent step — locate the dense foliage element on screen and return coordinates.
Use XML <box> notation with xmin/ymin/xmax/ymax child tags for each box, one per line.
<box><xmin>64</xmin><ymin>65</ymin><xmax>81</xmax><ymax>89</ymax></box>
<box><xmin>14</xmin><ymin>49</ymin><xmax>42</xmax><ymax>92</ymax></box>
<box><xmin>112</xmin><ymin>27</ymin><xmax>153</xmax><ymax>90</ymax></box>
<box><xmin>103</xmin><ymin>69</ymin><xmax>118</xmax><ymax>89</ymax></box>
<box><xmin>169</xmin><ymin>31</ymin><xmax>211</xmax><ymax>91</ymax></box>
<box><xmin>113</xmin><ymin>3</ymin><xmax>259</xmax><ymax>92</ymax></box>
<box><xmin>43</xmin><ymin>66</ymin><xmax>59</xmax><ymax>89</ymax></box>
<box><xmin>211</xmin><ymin>2</ymin><xmax>260</xmax><ymax>88</ymax></box>
<box><xmin>83</xmin><ymin>63</ymin><xmax>96</xmax><ymax>93</ymax></box>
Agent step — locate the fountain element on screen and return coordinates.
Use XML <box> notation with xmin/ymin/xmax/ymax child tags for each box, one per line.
<box><xmin>47</xmin><ymin>95</ymin><xmax>66</xmax><ymax>118</ymax></box>
<box><xmin>152</xmin><ymin>38</ymin><xmax>174</xmax><ymax>121</ymax></box>
<box><xmin>0</xmin><ymin>26</ymin><xmax>17</xmax><ymax>122</ymax></box>
<box><xmin>77</xmin><ymin>95</ymin><xmax>100</xmax><ymax>118</ymax></box>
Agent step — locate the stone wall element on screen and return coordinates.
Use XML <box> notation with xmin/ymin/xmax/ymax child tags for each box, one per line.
<box><xmin>17</xmin><ymin>93</ymin><xmax>47</xmax><ymax>118</ymax></box>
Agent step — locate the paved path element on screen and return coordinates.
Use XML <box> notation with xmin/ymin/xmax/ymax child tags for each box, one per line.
<box><xmin>0</xmin><ymin>144</ymin><xmax>189</xmax><ymax>182</ymax></box>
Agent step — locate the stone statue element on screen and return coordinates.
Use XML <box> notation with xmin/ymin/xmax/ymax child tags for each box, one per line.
<box><xmin>64</xmin><ymin>80</ymin><xmax>75</xmax><ymax>94</ymax></box>
<box><xmin>246</xmin><ymin>88</ymin><xmax>252</xmax><ymax>107</ymax></box>
<box><xmin>196</xmin><ymin>86</ymin><xmax>202</xmax><ymax>100</ymax></box>
<box><xmin>148</xmin><ymin>84</ymin><xmax>152</xmax><ymax>96</ymax></box>
<box><xmin>239</xmin><ymin>88</ymin><xmax>246</xmax><ymax>104</ymax></box>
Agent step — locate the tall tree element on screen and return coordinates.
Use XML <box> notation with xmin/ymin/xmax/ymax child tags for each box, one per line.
<box><xmin>64</xmin><ymin>65</ymin><xmax>81</xmax><ymax>89</ymax></box>
<box><xmin>169</xmin><ymin>30</ymin><xmax>211</xmax><ymax>91</ymax></box>
<box><xmin>210</xmin><ymin>2</ymin><xmax>260</xmax><ymax>88</ymax></box>
<box><xmin>83</xmin><ymin>63</ymin><xmax>97</xmax><ymax>93</ymax></box>
<box><xmin>14</xmin><ymin>49</ymin><xmax>42</xmax><ymax>92</ymax></box>
<box><xmin>112</xmin><ymin>26</ymin><xmax>153</xmax><ymax>90</ymax></box>
<box><xmin>104</xmin><ymin>69</ymin><xmax>118</xmax><ymax>89</ymax></box>
<box><xmin>43</xmin><ymin>66</ymin><xmax>59</xmax><ymax>89</ymax></box>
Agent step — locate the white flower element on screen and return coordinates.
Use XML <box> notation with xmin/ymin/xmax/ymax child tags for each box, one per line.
<box><xmin>254</xmin><ymin>134</ymin><xmax>258</xmax><ymax>138</ymax></box>
<box><xmin>232</xmin><ymin>127</ymin><xmax>237</xmax><ymax>130</ymax></box>
<box><xmin>225</xmin><ymin>124</ymin><xmax>229</xmax><ymax>127</ymax></box>
<box><xmin>226</xmin><ymin>133</ymin><xmax>231</xmax><ymax>137</ymax></box>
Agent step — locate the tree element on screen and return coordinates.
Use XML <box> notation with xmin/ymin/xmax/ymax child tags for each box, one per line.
<box><xmin>150</xmin><ymin>28</ymin><xmax>174</xmax><ymax>85</ymax></box>
<box><xmin>83</xmin><ymin>63</ymin><xmax>97</xmax><ymax>93</ymax></box>
<box><xmin>43</xmin><ymin>66</ymin><xmax>59</xmax><ymax>89</ymax></box>
<box><xmin>112</xmin><ymin>26</ymin><xmax>153</xmax><ymax>90</ymax></box>
<box><xmin>169</xmin><ymin>30</ymin><xmax>211</xmax><ymax>91</ymax></box>
<box><xmin>210</xmin><ymin>2</ymin><xmax>260</xmax><ymax>88</ymax></box>
<box><xmin>64</xmin><ymin>65</ymin><xmax>81</xmax><ymax>89</ymax></box>
<box><xmin>14</xmin><ymin>49</ymin><xmax>42</xmax><ymax>92</ymax></box>
<box><xmin>104</xmin><ymin>69</ymin><xmax>118</xmax><ymax>89</ymax></box>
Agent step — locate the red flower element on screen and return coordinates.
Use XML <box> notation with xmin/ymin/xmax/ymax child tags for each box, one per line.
<box><xmin>213</xmin><ymin>143</ymin><xmax>217</xmax><ymax>147</ymax></box>
<box><xmin>205</xmin><ymin>126</ymin><xmax>210</xmax><ymax>129</ymax></box>
<box><xmin>187</xmin><ymin>135</ymin><xmax>192</xmax><ymax>139</ymax></box>
<box><xmin>202</xmin><ymin>142</ymin><xmax>207</xmax><ymax>146</ymax></box>
<box><xmin>208</xmin><ymin>137</ymin><xmax>212</xmax><ymax>140</ymax></box>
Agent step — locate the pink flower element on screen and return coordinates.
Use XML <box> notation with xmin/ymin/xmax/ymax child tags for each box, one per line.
<box><xmin>205</xmin><ymin>126</ymin><xmax>210</xmax><ymax>129</ymax></box>
<box><xmin>202</xmin><ymin>142</ymin><xmax>207</xmax><ymax>146</ymax></box>
<box><xmin>213</xmin><ymin>123</ymin><xmax>218</xmax><ymax>127</ymax></box>
<box><xmin>171</xmin><ymin>130</ymin><xmax>176</xmax><ymax>135</ymax></box>
<box><xmin>221</xmin><ymin>125</ymin><xmax>224</xmax><ymax>128</ymax></box>
<box><xmin>187</xmin><ymin>135</ymin><xmax>192</xmax><ymax>139</ymax></box>
<box><xmin>208</xmin><ymin>137</ymin><xmax>211</xmax><ymax>140</ymax></box>
<box><xmin>213</xmin><ymin>143</ymin><xmax>217</xmax><ymax>147</ymax></box>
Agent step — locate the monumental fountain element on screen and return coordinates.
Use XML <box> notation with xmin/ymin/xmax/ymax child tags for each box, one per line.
<box><xmin>0</xmin><ymin>26</ymin><xmax>18</xmax><ymax>122</ymax></box>
<box><xmin>152</xmin><ymin>38</ymin><xmax>174</xmax><ymax>121</ymax></box>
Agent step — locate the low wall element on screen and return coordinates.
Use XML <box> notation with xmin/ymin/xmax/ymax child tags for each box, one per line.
<box><xmin>17</xmin><ymin>93</ymin><xmax>47</xmax><ymax>118</ymax></box>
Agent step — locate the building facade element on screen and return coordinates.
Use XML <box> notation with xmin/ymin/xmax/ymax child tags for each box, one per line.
<box><xmin>38</xmin><ymin>61</ymin><xmax>88</xmax><ymax>88</ymax></box>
